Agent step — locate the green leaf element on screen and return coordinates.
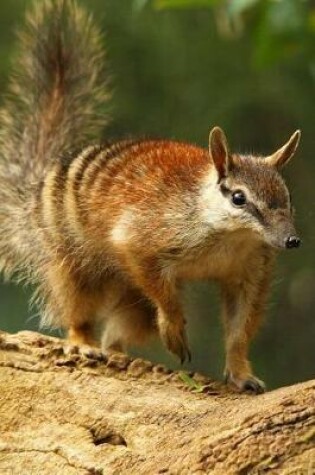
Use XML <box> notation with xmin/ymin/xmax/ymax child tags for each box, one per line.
<box><xmin>178</xmin><ymin>371</ymin><xmax>197</xmax><ymax>389</ymax></box>
<box><xmin>178</xmin><ymin>371</ymin><xmax>206</xmax><ymax>392</ymax></box>
<box><xmin>154</xmin><ymin>0</ymin><xmax>220</xmax><ymax>10</ymax></box>
<box><xmin>227</xmin><ymin>0</ymin><xmax>259</xmax><ymax>17</ymax></box>
<box><xmin>267</xmin><ymin>0</ymin><xmax>304</xmax><ymax>34</ymax></box>
<box><xmin>133</xmin><ymin>0</ymin><xmax>151</xmax><ymax>11</ymax></box>
<box><xmin>308</xmin><ymin>10</ymin><xmax>315</xmax><ymax>32</ymax></box>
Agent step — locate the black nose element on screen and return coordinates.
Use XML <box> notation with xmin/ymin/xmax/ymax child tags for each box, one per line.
<box><xmin>285</xmin><ymin>236</ymin><xmax>301</xmax><ymax>249</ymax></box>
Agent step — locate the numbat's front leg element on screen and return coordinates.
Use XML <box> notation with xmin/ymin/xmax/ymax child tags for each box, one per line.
<box><xmin>221</xmin><ymin>254</ymin><xmax>274</xmax><ymax>394</ymax></box>
<box><xmin>129</xmin><ymin>268</ymin><xmax>191</xmax><ymax>363</ymax></box>
<box><xmin>157</xmin><ymin>303</ymin><xmax>191</xmax><ymax>364</ymax></box>
<box><xmin>221</xmin><ymin>285</ymin><xmax>266</xmax><ymax>394</ymax></box>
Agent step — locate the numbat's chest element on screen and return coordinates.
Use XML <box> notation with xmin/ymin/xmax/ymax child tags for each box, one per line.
<box><xmin>173</xmin><ymin>233</ymin><xmax>262</xmax><ymax>282</ymax></box>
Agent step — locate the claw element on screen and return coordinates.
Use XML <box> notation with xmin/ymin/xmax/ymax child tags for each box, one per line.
<box><xmin>243</xmin><ymin>378</ymin><xmax>266</xmax><ymax>394</ymax></box>
<box><xmin>64</xmin><ymin>343</ymin><xmax>105</xmax><ymax>361</ymax></box>
<box><xmin>224</xmin><ymin>370</ymin><xmax>266</xmax><ymax>395</ymax></box>
<box><xmin>159</xmin><ymin>318</ymin><xmax>191</xmax><ymax>364</ymax></box>
<box><xmin>180</xmin><ymin>347</ymin><xmax>192</xmax><ymax>365</ymax></box>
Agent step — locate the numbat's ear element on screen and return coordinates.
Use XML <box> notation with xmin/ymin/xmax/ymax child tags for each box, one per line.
<box><xmin>209</xmin><ymin>126</ymin><xmax>230</xmax><ymax>182</ymax></box>
<box><xmin>265</xmin><ymin>130</ymin><xmax>301</xmax><ymax>169</ymax></box>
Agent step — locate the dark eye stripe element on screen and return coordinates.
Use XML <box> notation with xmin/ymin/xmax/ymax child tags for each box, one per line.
<box><xmin>247</xmin><ymin>203</ymin><xmax>265</xmax><ymax>224</ymax></box>
<box><xmin>220</xmin><ymin>184</ymin><xmax>265</xmax><ymax>224</ymax></box>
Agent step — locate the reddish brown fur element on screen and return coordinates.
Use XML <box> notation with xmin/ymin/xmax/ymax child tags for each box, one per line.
<box><xmin>0</xmin><ymin>1</ymin><xmax>301</xmax><ymax>394</ymax></box>
<box><xmin>30</xmin><ymin>132</ymin><xmax>299</xmax><ymax>394</ymax></box>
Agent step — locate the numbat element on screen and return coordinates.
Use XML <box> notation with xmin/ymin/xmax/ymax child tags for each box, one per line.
<box><xmin>0</xmin><ymin>0</ymin><xmax>301</xmax><ymax>393</ymax></box>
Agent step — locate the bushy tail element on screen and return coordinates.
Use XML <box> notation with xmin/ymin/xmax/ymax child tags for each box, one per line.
<box><xmin>0</xmin><ymin>0</ymin><xmax>110</xmax><ymax>279</ymax></box>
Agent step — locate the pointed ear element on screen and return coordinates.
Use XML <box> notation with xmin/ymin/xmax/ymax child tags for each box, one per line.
<box><xmin>209</xmin><ymin>126</ymin><xmax>230</xmax><ymax>182</ymax></box>
<box><xmin>265</xmin><ymin>130</ymin><xmax>301</xmax><ymax>168</ymax></box>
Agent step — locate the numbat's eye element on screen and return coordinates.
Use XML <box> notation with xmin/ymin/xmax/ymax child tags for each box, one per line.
<box><xmin>232</xmin><ymin>190</ymin><xmax>247</xmax><ymax>207</ymax></box>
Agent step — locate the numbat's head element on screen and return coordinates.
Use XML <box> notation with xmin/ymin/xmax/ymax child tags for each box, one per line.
<box><xmin>205</xmin><ymin>126</ymin><xmax>301</xmax><ymax>250</ymax></box>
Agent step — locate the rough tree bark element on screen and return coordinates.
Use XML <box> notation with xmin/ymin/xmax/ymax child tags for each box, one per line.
<box><xmin>0</xmin><ymin>330</ymin><xmax>314</xmax><ymax>474</ymax></box>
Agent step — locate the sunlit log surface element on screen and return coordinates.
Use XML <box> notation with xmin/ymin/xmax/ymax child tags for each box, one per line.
<box><xmin>0</xmin><ymin>330</ymin><xmax>314</xmax><ymax>474</ymax></box>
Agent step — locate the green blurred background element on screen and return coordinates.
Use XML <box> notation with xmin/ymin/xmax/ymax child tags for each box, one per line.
<box><xmin>0</xmin><ymin>0</ymin><xmax>314</xmax><ymax>388</ymax></box>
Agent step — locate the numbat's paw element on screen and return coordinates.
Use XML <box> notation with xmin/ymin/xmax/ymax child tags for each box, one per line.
<box><xmin>64</xmin><ymin>343</ymin><xmax>105</xmax><ymax>361</ymax></box>
<box><xmin>225</xmin><ymin>370</ymin><xmax>266</xmax><ymax>395</ymax></box>
<box><xmin>159</xmin><ymin>319</ymin><xmax>191</xmax><ymax>364</ymax></box>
